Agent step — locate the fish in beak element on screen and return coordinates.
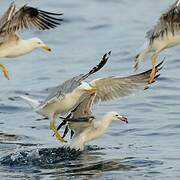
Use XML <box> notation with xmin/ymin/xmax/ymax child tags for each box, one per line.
<box><xmin>118</xmin><ymin>115</ymin><xmax>128</xmax><ymax>123</ymax></box>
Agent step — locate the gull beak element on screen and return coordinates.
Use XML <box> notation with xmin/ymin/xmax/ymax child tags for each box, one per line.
<box><xmin>85</xmin><ymin>87</ymin><xmax>97</xmax><ymax>94</ymax></box>
<box><xmin>118</xmin><ymin>115</ymin><xmax>128</xmax><ymax>123</ymax></box>
<box><xmin>42</xmin><ymin>44</ymin><xmax>51</xmax><ymax>52</ymax></box>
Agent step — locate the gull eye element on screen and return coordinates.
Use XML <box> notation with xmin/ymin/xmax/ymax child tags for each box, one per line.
<box><xmin>115</xmin><ymin>114</ymin><xmax>119</xmax><ymax>117</ymax></box>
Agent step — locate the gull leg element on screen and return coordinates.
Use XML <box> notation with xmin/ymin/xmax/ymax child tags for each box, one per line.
<box><xmin>0</xmin><ymin>64</ymin><xmax>10</xmax><ymax>80</ymax></box>
<box><xmin>50</xmin><ymin>114</ymin><xmax>66</xmax><ymax>143</ymax></box>
<box><xmin>149</xmin><ymin>54</ymin><xmax>157</xmax><ymax>84</ymax></box>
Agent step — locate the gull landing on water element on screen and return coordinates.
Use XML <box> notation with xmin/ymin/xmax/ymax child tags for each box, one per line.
<box><xmin>20</xmin><ymin>51</ymin><xmax>111</xmax><ymax>144</ymax></box>
<box><xmin>56</xmin><ymin>62</ymin><xmax>163</xmax><ymax>150</ymax></box>
<box><xmin>135</xmin><ymin>0</ymin><xmax>180</xmax><ymax>83</ymax></box>
<box><xmin>0</xmin><ymin>2</ymin><xmax>63</xmax><ymax>79</ymax></box>
<box><xmin>0</xmin><ymin>64</ymin><xmax>9</xmax><ymax>80</ymax></box>
<box><xmin>59</xmin><ymin>94</ymin><xmax>128</xmax><ymax>151</ymax></box>
<box><xmin>69</xmin><ymin>111</ymin><xmax>128</xmax><ymax>151</ymax></box>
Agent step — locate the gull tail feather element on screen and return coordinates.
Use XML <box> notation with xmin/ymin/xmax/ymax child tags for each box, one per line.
<box><xmin>134</xmin><ymin>48</ymin><xmax>150</xmax><ymax>71</ymax></box>
<box><xmin>20</xmin><ymin>96</ymin><xmax>40</xmax><ymax>109</ymax></box>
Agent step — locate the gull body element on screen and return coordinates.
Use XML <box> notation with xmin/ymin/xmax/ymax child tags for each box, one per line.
<box><xmin>57</xmin><ymin>62</ymin><xmax>163</xmax><ymax>150</ymax></box>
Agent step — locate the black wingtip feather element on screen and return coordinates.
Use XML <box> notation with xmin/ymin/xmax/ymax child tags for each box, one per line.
<box><xmin>81</xmin><ymin>50</ymin><xmax>111</xmax><ymax>80</ymax></box>
<box><xmin>39</xmin><ymin>14</ymin><xmax>61</xmax><ymax>25</ymax></box>
<box><xmin>39</xmin><ymin>9</ymin><xmax>63</xmax><ymax>16</ymax></box>
<box><xmin>37</xmin><ymin>16</ymin><xmax>58</xmax><ymax>29</ymax></box>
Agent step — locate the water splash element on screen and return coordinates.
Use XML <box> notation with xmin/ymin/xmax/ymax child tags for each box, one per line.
<box><xmin>0</xmin><ymin>146</ymin><xmax>81</xmax><ymax>167</ymax></box>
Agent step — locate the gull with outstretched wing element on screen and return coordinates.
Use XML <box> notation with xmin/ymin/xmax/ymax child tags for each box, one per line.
<box><xmin>0</xmin><ymin>1</ymin><xmax>63</xmax><ymax>79</ymax></box>
<box><xmin>57</xmin><ymin>62</ymin><xmax>163</xmax><ymax>150</ymax></box>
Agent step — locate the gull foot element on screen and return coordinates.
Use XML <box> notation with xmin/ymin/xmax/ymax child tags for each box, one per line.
<box><xmin>0</xmin><ymin>64</ymin><xmax>10</xmax><ymax>80</ymax></box>
<box><xmin>50</xmin><ymin>121</ymin><xmax>66</xmax><ymax>143</ymax></box>
<box><xmin>149</xmin><ymin>66</ymin><xmax>156</xmax><ymax>84</ymax></box>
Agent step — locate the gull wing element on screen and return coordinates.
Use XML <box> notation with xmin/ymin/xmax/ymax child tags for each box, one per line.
<box><xmin>90</xmin><ymin>61</ymin><xmax>163</xmax><ymax>104</ymax></box>
<box><xmin>146</xmin><ymin>0</ymin><xmax>180</xmax><ymax>44</ymax></box>
<box><xmin>0</xmin><ymin>2</ymin><xmax>17</xmax><ymax>27</ymax></box>
<box><xmin>39</xmin><ymin>51</ymin><xmax>111</xmax><ymax>108</ymax></box>
<box><xmin>0</xmin><ymin>2</ymin><xmax>63</xmax><ymax>35</ymax></box>
<box><xmin>65</xmin><ymin>94</ymin><xmax>96</xmax><ymax>134</ymax></box>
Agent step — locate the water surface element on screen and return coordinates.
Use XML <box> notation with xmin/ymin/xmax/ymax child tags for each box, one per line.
<box><xmin>0</xmin><ymin>0</ymin><xmax>180</xmax><ymax>179</ymax></box>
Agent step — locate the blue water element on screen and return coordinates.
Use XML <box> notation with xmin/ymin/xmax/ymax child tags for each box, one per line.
<box><xmin>0</xmin><ymin>0</ymin><xmax>180</xmax><ymax>179</ymax></box>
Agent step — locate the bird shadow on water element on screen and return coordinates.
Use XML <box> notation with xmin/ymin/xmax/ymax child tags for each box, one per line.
<box><xmin>0</xmin><ymin>144</ymin><xmax>163</xmax><ymax>178</ymax></box>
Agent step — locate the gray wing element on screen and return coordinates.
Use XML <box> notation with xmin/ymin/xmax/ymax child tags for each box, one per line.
<box><xmin>146</xmin><ymin>0</ymin><xmax>180</xmax><ymax>44</ymax></box>
<box><xmin>67</xmin><ymin>94</ymin><xmax>96</xmax><ymax>134</ymax></box>
<box><xmin>90</xmin><ymin>61</ymin><xmax>163</xmax><ymax>104</ymax></box>
<box><xmin>39</xmin><ymin>51</ymin><xmax>111</xmax><ymax>108</ymax></box>
<box><xmin>0</xmin><ymin>2</ymin><xmax>17</xmax><ymax>27</ymax></box>
<box><xmin>0</xmin><ymin>2</ymin><xmax>63</xmax><ymax>35</ymax></box>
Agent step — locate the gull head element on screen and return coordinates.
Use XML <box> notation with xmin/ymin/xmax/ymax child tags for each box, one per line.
<box><xmin>30</xmin><ymin>38</ymin><xmax>51</xmax><ymax>52</ymax></box>
<box><xmin>78</xmin><ymin>82</ymin><xmax>97</xmax><ymax>94</ymax></box>
<box><xmin>108</xmin><ymin>111</ymin><xmax>128</xmax><ymax>123</ymax></box>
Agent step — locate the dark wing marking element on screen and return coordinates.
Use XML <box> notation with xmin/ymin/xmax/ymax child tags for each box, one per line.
<box><xmin>0</xmin><ymin>4</ymin><xmax>63</xmax><ymax>34</ymax></box>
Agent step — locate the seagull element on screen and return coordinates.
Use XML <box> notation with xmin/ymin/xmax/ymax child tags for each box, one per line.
<box><xmin>56</xmin><ymin>61</ymin><xmax>163</xmax><ymax>150</ymax></box>
<box><xmin>20</xmin><ymin>51</ymin><xmax>111</xmax><ymax>143</ymax></box>
<box><xmin>0</xmin><ymin>2</ymin><xmax>63</xmax><ymax>79</ymax></box>
<box><xmin>135</xmin><ymin>0</ymin><xmax>180</xmax><ymax>83</ymax></box>
<box><xmin>65</xmin><ymin>95</ymin><xmax>128</xmax><ymax>151</ymax></box>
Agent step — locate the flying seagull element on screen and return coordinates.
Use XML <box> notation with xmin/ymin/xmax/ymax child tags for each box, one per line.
<box><xmin>56</xmin><ymin>62</ymin><xmax>163</xmax><ymax>150</ymax></box>
<box><xmin>135</xmin><ymin>0</ymin><xmax>180</xmax><ymax>83</ymax></box>
<box><xmin>20</xmin><ymin>51</ymin><xmax>111</xmax><ymax>143</ymax></box>
<box><xmin>0</xmin><ymin>1</ymin><xmax>63</xmax><ymax>79</ymax></box>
